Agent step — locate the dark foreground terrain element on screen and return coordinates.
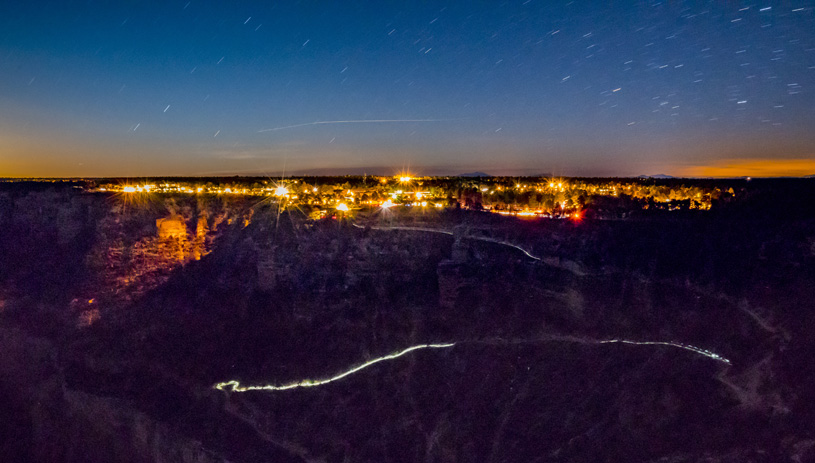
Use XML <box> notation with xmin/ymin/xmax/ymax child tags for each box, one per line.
<box><xmin>1</xmin><ymin>179</ymin><xmax>815</xmax><ymax>462</ymax></box>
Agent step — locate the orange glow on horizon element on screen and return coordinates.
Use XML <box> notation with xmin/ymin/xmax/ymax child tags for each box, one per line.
<box><xmin>681</xmin><ymin>158</ymin><xmax>815</xmax><ymax>178</ymax></box>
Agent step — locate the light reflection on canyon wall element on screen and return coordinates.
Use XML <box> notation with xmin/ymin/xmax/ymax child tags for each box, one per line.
<box><xmin>83</xmin><ymin>198</ymin><xmax>253</xmax><ymax>314</ymax></box>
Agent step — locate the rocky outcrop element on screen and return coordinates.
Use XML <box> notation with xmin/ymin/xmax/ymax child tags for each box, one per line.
<box><xmin>0</xmin><ymin>327</ymin><xmax>226</xmax><ymax>463</ymax></box>
<box><xmin>81</xmin><ymin>201</ymin><xmax>241</xmax><ymax>309</ymax></box>
<box><xmin>437</xmin><ymin>236</ymin><xmax>476</xmax><ymax>309</ymax></box>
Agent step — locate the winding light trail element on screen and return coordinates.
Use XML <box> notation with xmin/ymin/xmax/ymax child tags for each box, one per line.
<box><xmin>475</xmin><ymin>236</ymin><xmax>541</xmax><ymax>261</ymax></box>
<box><xmin>258</xmin><ymin>119</ymin><xmax>444</xmax><ymax>132</ymax></box>
<box><xmin>596</xmin><ymin>339</ymin><xmax>730</xmax><ymax>363</ymax></box>
<box><xmin>215</xmin><ymin>343</ymin><xmax>455</xmax><ymax>392</ymax></box>
<box><xmin>352</xmin><ymin>223</ymin><xmax>540</xmax><ymax>260</ymax></box>
<box><xmin>352</xmin><ymin>223</ymin><xmax>453</xmax><ymax>236</ymax></box>
<box><xmin>214</xmin><ymin>336</ymin><xmax>729</xmax><ymax>393</ymax></box>
<box><xmin>209</xmin><ymin>224</ymin><xmax>732</xmax><ymax>395</ymax></box>
<box><xmin>538</xmin><ymin>335</ymin><xmax>730</xmax><ymax>364</ymax></box>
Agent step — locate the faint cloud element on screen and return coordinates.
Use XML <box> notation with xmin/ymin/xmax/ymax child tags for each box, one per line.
<box><xmin>210</xmin><ymin>148</ymin><xmax>273</xmax><ymax>160</ymax></box>
<box><xmin>210</xmin><ymin>141</ymin><xmax>309</xmax><ymax>160</ymax></box>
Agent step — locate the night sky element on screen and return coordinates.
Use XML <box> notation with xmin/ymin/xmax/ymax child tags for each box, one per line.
<box><xmin>2</xmin><ymin>1</ymin><xmax>814</xmax><ymax>177</ymax></box>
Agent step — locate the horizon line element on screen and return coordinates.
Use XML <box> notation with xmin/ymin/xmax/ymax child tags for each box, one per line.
<box><xmin>4</xmin><ymin>174</ymin><xmax>814</xmax><ymax>180</ymax></box>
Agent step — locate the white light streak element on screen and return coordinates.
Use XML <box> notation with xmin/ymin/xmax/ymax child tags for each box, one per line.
<box><xmin>258</xmin><ymin>119</ymin><xmax>445</xmax><ymax>132</ymax></box>
<box><xmin>214</xmin><ymin>335</ymin><xmax>729</xmax><ymax>393</ymax></box>
<box><xmin>476</xmin><ymin>236</ymin><xmax>541</xmax><ymax>261</ymax></box>
<box><xmin>214</xmin><ymin>343</ymin><xmax>456</xmax><ymax>392</ymax></box>
<box><xmin>353</xmin><ymin>223</ymin><xmax>541</xmax><ymax>261</ymax></box>
<box><xmin>472</xmin><ymin>335</ymin><xmax>731</xmax><ymax>365</ymax></box>
<box><xmin>351</xmin><ymin>223</ymin><xmax>453</xmax><ymax>235</ymax></box>
<box><xmin>596</xmin><ymin>339</ymin><xmax>730</xmax><ymax>363</ymax></box>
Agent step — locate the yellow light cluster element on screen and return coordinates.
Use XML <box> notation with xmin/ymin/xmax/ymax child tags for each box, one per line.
<box><xmin>122</xmin><ymin>184</ymin><xmax>156</xmax><ymax>193</ymax></box>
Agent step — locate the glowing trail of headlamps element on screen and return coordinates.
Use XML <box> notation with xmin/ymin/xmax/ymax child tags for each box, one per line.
<box><xmin>214</xmin><ymin>343</ymin><xmax>456</xmax><ymax>392</ymax></box>
<box><xmin>214</xmin><ymin>336</ymin><xmax>729</xmax><ymax>393</ymax></box>
<box><xmin>476</xmin><ymin>237</ymin><xmax>541</xmax><ymax>261</ymax></box>
<box><xmin>596</xmin><ymin>339</ymin><xmax>730</xmax><ymax>364</ymax></box>
<box><xmin>352</xmin><ymin>223</ymin><xmax>541</xmax><ymax>261</ymax></box>
<box><xmin>539</xmin><ymin>335</ymin><xmax>731</xmax><ymax>364</ymax></box>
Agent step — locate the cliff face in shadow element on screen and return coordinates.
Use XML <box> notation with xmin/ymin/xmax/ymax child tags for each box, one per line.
<box><xmin>1</xmin><ymin>182</ymin><xmax>814</xmax><ymax>462</ymax></box>
<box><xmin>0</xmin><ymin>327</ymin><xmax>227</xmax><ymax>463</ymax></box>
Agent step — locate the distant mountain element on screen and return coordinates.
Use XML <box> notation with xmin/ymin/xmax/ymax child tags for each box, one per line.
<box><xmin>638</xmin><ymin>174</ymin><xmax>675</xmax><ymax>179</ymax></box>
<box><xmin>459</xmin><ymin>171</ymin><xmax>492</xmax><ymax>177</ymax></box>
<box><xmin>805</xmin><ymin>174</ymin><xmax>815</xmax><ymax>178</ymax></box>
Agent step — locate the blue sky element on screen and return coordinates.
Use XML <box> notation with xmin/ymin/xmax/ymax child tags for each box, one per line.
<box><xmin>1</xmin><ymin>1</ymin><xmax>814</xmax><ymax>177</ymax></box>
